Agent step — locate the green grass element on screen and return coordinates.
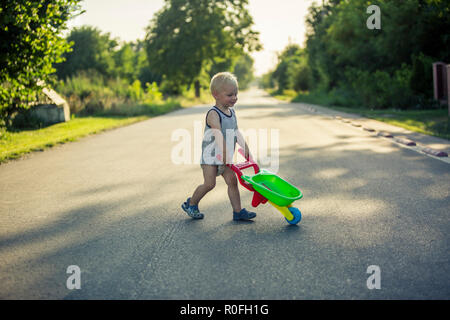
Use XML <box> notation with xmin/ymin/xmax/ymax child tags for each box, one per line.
<box><xmin>266</xmin><ymin>89</ymin><xmax>298</xmax><ymax>101</ymax></box>
<box><xmin>0</xmin><ymin>116</ymin><xmax>151</xmax><ymax>163</ymax></box>
<box><xmin>0</xmin><ymin>95</ymin><xmax>188</xmax><ymax>164</ymax></box>
<box><xmin>271</xmin><ymin>89</ymin><xmax>450</xmax><ymax>140</ymax></box>
<box><xmin>291</xmin><ymin>90</ymin><xmax>336</xmax><ymax>106</ymax></box>
<box><xmin>329</xmin><ymin>107</ymin><xmax>449</xmax><ymax>140</ymax></box>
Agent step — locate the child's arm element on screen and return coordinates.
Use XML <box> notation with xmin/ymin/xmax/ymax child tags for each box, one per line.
<box><xmin>206</xmin><ymin>111</ymin><xmax>229</xmax><ymax>164</ymax></box>
<box><xmin>236</xmin><ymin>129</ymin><xmax>252</xmax><ymax>161</ymax></box>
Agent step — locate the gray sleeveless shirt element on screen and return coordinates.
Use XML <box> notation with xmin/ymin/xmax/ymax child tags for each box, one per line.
<box><xmin>201</xmin><ymin>106</ymin><xmax>238</xmax><ymax>165</ymax></box>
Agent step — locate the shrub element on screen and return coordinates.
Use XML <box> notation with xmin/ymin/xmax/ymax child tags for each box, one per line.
<box><xmin>345</xmin><ymin>64</ymin><xmax>418</xmax><ymax>110</ymax></box>
<box><xmin>144</xmin><ymin>82</ymin><xmax>163</xmax><ymax>103</ymax></box>
<box><xmin>293</xmin><ymin>63</ymin><xmax>313</xmax><ymax>92</ymax></box>
<box><xmin>54</xmin><ymin>70</ymin><xmax>171</xmax><ymax>117</ymax></box>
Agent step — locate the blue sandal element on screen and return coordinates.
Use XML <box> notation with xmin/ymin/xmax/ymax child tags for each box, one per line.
<box><xmin>233</xmin><ymin>208</ymin><xmax>256</xmax><ymax>221</ymax></box>
<box><xmin>182</xmin><ymin>197</ymin><xmax>204</xmax><ymax>219</ymax></box>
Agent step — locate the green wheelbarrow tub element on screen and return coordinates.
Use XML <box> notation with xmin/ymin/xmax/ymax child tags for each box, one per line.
<box><xmin>241</xmin><ymin>169</ymin><xmax>303</xmax><ymax>207</ymax></box>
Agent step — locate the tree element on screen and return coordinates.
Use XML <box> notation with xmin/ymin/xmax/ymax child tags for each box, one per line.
<box><xmin>0</xmin><ymin>0</ymin><xmax>82</xmax><ymax>125</ymax></box>
<box><xmin>271</xmin><ymin>44</ymin><xmax>306</xmax><ymax>92</ymax></box>
<box><xmin>232</xmin><ymin>53</ymin><xmax>255</xmax><ymax>90</ymax></box>
<box><xmin>304</xmin><ymin>0</ymin><xmax>450</xmax><ymax>108</ymax></box>
<box><xmin>144</xmin><ymin>0</ymin><xmax>261</xmax><ymax>96</ymax></box>
<box><xmin>112</xmin><ymin>43</ymin><xmax>135</xmax><ymax>82</ymax></box>
<box><xmin>56</xmin><ymin>26</ymin><xmax>117</xmax><ymax>80</ymax></box>
<box><xmin>133</xmin><ymin>40</ymin><xmax>162</xmax><ymax>87</ymax></box>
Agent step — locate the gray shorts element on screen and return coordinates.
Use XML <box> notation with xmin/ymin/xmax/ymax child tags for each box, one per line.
<box><xmin>201</xmin><ymin>164</ymin><xmax>226</xmax><ymax>176</ymax></box>
<box><xmin>216</xmin><ymin>165</ymin><xmax>226</xmax><ymax>176</ymax></box>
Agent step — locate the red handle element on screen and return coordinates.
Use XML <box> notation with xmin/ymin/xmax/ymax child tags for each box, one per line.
<box><xmin>237</xmin><ymin>148</ymin><xmax>254</xmax><ymax>162</ymax></box>
<box><xmin>227</xmin><ymin>148</ymin><xmax>267</xmax><ymax>207</ymax></box>
<box><xmin>228</xmin><ymin>148</ymin><xmax>260</xmax><ymax>191</ymax></box>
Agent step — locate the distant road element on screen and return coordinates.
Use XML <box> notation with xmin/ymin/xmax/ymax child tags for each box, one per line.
<box><xmin>0</xmin><ymin>88</ymin><xmax>449</xmax><ymax>299</ymax></box>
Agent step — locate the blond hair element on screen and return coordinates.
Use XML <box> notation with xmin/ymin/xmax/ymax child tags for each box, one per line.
<box><xmin>210</xmin><ymin>72</ymin><xmax>238</xmax><ymax>94</ymax></box>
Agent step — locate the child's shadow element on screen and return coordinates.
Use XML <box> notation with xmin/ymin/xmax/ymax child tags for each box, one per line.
<box><xmin>226</xmin><ymin>219</ymin><xmax>302</xmax><ymax>233</ymax></box>
<box><xmin>181</xmin><ymin>217</ymin><xmax>302</xmax><ymax>237</ymax></box>
<box><xmin>230</xmin><ymin>219</ymin><xmax>255</xmax><ymax>224</ymax></box>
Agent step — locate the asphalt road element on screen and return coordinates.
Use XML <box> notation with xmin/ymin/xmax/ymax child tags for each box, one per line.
<box><xmin>0</xmin><ymin>88</ymin><xmax>449</xmax><ymax>299</ymax></box>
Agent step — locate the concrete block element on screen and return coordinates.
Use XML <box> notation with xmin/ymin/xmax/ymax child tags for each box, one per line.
<box><xmin>29</xmin><ymin>87</ymin><xmax>70</xmax><ymax>125</ymax></box>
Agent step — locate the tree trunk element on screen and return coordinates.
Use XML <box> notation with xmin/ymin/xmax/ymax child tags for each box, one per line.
<box><xmin>194</xmin><ymin>80</ymin><xmax>200</xmax><ymax>98</ymax></box>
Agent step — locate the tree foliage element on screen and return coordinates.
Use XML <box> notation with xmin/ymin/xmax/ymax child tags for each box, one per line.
<box><xmin>232</xmin><ymin>53</ymin><xmax>255</xmax><ymax>90</ymax></box>
<box><xmin>0</xmin><ymin>0</ymin><xmax>82</xmax><ymax>124</ymax></box>
<box><xmin>271</xmin><ymin>44</ymin><xmax>312</xmax><ymax>93</ymax></box>
<box><xmin>265</xmin><ymin>0</ymin><xmax>450</xmax><ymax>109</ymax></box>
<box><xmin>56</xmin><ymin>28</ymin><xmax>162</xmax><ymax>87</ymax></box>
<box><xmin>144</xmin><ymin>0</ymin><xmax>261</xmax><ymax>95</ymax></box>
<box><xmin>56</xmin><ymin>26</ymin><xmax>118</xmax><ymax>80</ymax></box>
<box><xmin>305</xmin><ymin>0</ymin><xmax>450</xmax><ymax>108</ymax></box>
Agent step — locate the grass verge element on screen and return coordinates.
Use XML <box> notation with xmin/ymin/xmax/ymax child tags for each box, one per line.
<box><xmin>266</xmin><ymin>89</ymin><xmax>298</xmax><ymax>102</ymax></box>
<box><xmin>0</xmin><ymin>93</ymin><xmax>190</xmax><ymax>164</ymax></box>
<box><xmin>269</xmin><ymin>89</ymin><xmax>449</xmax><ymax>140</ymax></box>
<box><xmin>0</xmin><ymin>116</ymin><xmax>150</xmax><ymax>163</ymax></box>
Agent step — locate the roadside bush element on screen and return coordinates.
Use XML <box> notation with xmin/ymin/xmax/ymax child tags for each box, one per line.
<box><xmin>293</xmin><ymin>63</ymin><xmax>313</xmax><ymax>92</ymax></box>
<box><xmin>410</xmin><ymin>53</ymin><xmax>434</xmax><ymax>97</ymax></box>
<box><xmin>127</xmin><ymin>80</ymin><xmax>163</xmax><ymax>104</ymax></box>
<box><xmin>143</xmin><ymin>82</ymin><xmax>163</xmax><ymax>103</ymax></box>
<box><xmin>55</xmin><ymin>70</ymin><xmax>166</xmax><ymax>116</ymax></box>
<box><xmin>345</xmin><ymin>65</ymin><xmax>418</xmax><ymax>110</ymax></box>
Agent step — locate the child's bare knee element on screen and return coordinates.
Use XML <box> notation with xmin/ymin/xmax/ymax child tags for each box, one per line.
<box><xmin>204</xmin><ymin>181</ymin><xmax>216</xmax><ymax>191</ymax></box>
<box><xmin>225</xmin><ymin>175</ymin><xmax>237</xmax><ymax>187</ymax></box>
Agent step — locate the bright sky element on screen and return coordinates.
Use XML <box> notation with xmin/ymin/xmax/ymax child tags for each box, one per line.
<box><xmin>68</xmin><ymin>0</ymin><xmax>315</xmax><ymax>76</ymax></box>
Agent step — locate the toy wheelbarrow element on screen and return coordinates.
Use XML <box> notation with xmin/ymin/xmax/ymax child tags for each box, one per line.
<box><xmin>227</xmin><ymin>149</ymin><xmax>303</xmax><ymax>225</ymax></box>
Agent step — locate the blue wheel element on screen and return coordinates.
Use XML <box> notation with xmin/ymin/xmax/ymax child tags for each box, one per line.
<box><xmin>285</xmin><ymin>207</ymin><xmax>302</xmax><ymax>225</ymax></box>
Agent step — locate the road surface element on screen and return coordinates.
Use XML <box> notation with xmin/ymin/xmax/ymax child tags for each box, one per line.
<box><xmin>0</xmin><ymin>88</ymin><xmax>449</xmax><ymax>299</ymax></box>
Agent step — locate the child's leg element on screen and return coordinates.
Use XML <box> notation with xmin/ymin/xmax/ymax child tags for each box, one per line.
<box><xmin>221</xmin><ymin>166</ymin><xmax>242</xmax><ymax>213</ymax></box>
<box><xmin>189</xmin><ymin>165</ymin><xmax>217</xmax><ymax>206</ymax></box>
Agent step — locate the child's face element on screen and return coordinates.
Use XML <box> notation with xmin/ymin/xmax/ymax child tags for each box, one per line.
<box><xmin>213</xmin><ymin>84</ymin><xmax>238</xmax><ymax>108</ymax></box>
